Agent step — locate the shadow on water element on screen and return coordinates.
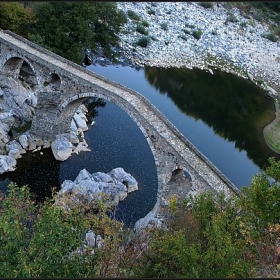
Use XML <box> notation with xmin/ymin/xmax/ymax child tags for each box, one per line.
<box><xmin>144</xmin><ymin>66</ymin><xmax>280</xmax><ymax>170</ymax></box>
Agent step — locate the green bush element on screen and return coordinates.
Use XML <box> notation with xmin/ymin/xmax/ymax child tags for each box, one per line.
<box><xmin>147</xmin><ymin>8</ymin><xmax>156</xmax><ymax>15</ymax></box>
<box><xmin>262</xmin><ymin>32</ymin><xmax>278</xmax><ymax>42</ymax></box>
<box><xmin>137</xmin><ymin>36</ymin><xmax>150</xmax><ymax>47</ymax></box>
<box><xmin>160</xmin><ymin>22</ymin><xmax>168</xmax><ymax>31</ymax></box>
<box><xmin>199</xmin><ymin>2</ymin><xmax>213</xmax><ymax>9</ymax></box>
<box><xmin>136</xmin><ymin>24</ymin><xmax>149</xmax><ymax>35</ymax></box>
<box><xmin>226</xmin><ymin>12</ymin><xmax>238</xmax><ymax>23</ymax></box>
<box><xmin>0</xmin><ymin>183</ymin><xmax>125</xmax><ymax>278</ymax></box>
<box><xmin>127</xmin><ymin>9</ymin><xmax>141</xmax><ymax>21</ymax></box>
<box><xmin>192</xmin><ymin>29</ymin><xmax>203</xmax><ymax>39</ymax></box>
<box><xmin>141</xmin><ymin>20</ymin><xmax>149</xmax><ymax>27</ymax></box>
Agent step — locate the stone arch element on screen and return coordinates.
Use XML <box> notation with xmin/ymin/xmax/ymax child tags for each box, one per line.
<box><xmin>2</xmin><ymin>56</ymin><xmax>38</xmax><ymax>90</ymax></box>
<box><xmin>55</xmin><ymin>92</ymin><xmax>152</xmax><ymax>143</ymax></box>
<box><xmin>45</xmin><ymin>73</ymin><xmax>61</xmax><ymax>90</ymax></box>
<box><xmin>170</xmin><ymin>167</ymin><xmax>192</xmax><ymax>182</ymax></box>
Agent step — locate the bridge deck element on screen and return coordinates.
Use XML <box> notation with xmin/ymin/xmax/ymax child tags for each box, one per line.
<box><xmin>0</xmin><ymin>30</ymin><xmax>240</xmax><ymax>225</ymax></box>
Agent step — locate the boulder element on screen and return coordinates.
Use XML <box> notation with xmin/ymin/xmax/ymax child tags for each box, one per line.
<box><xmin>108</xmin><ymin>167</ymin><xmax>138</xmax><ymax>193</ymax></box>
<box><xmin>8</xmin><ymin>148</ymin><xmax>21</xmax><ymax>159</ymax></box>
<box><xmin>18</xmin><ymin>134</ymin><xmax>29</xmax><ymax>150</ymax></box>
<box><xmin>73</xmin><ymin>112</ymin><xmax>88</xmax><ymax>132</ymax></box>
<box><xmin>6</xmin><ymin>140</ymin><xmax>26</xmax><ymax>155</ymax></box>
<box><xmin>51</xmin><ymin>134</ymin><xmax>73</xmax><ymax>161</ymax></box>
<box><xmin>55</xmin><ymin>168</ymin><xmax>138</xmax><ymax>210</ymax></box>
<box><xmin>0</xmin><ymin>155</ymin><xmax>17</xmax><ymax>173</ymax></box>
<box><xmin>27</xmin><ymin>134</ymin><xmax>37</xmax><ymax>151</ymax></box>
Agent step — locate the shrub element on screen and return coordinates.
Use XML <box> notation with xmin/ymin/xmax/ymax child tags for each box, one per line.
<box><xmin>192</xmin><ymin>29</ymin><xmax>203</xmax><ymax>39</ymax></box>
<box><xmin>127</xmin><ymin>10</ymin><xmax>141</xmax><ymax>21</ymax></box>
<box><xmin>182</xmin><ymin>28</ymin><xmax>190</xmax><ymax>34</ymax></box>
<box><xmin>227</xmin><ymin>12</ymin><xmax>238</xmax><ymax>23</ymax></box>
<box><xmin>137</xmin><ymin>36</ymin><xmax>150</xmax><ymax>47</ymax></box>
<box><xmin>262</xmin><ymin>32</ymin><xmax>278</xmax><ymax>42</ymax></box>
<box><xmin>147</xmin><ymin>8</ymin><xmax>156</xmax><ymax>15</ymax></box>
<box><xmin>199</xmin><ymin>2</ymin><xmax>213</xmax><ymax>9</ymax></box>
<box><xmin>141</xmin><ymin>20</ymin><xmax>149</xmax><ymax>27</ymax></box>
<box><xmin>160</xmin><ymin>22</ymin><xmax>168</xmax><ymax>31</ymax></box>
<box><xmin>136</xmin><ymin>24</ymin><xmax>149</xmax><ymax>35</ymax></box>
<box><xmin>240</xmin><ymin>21</ymin><xmax>247</xmax><ymax>27</ymax></box>
<box><xmin>118</xmin><ymin>10</ymin><xmax>128</xmax><ymax>24</ymax></box>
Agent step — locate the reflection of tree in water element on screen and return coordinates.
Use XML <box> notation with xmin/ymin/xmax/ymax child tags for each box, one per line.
<box><xmin>144</xmin><ymin>66</ymin><xmax>280</xmax><ymax>169</ymax></box>
<box><xmin>0</xmin><ymin>97</ymin><xmax>107</xmax><ymax>203</ymax></box>
<box><xmin>84</xmin><ymin>97</ymin><xmax>106</xmax><ymax>123</ymax></box>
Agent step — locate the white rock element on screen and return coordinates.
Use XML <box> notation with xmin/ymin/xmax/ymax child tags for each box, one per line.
<box><xmin>19</xmin><ymin>134</ymin><xmax>29</xmax><ymax>150</ymax></box>
<box><xmin>55</xmin><ymin>167</ymin><xmax>138</xmax><ymax>209</ymax></box>
<box><xmin>51</xmin><ymin>134</ymin><xmax>73</xmax><ymax>161</ymax></box>
<box><xmin>0</xmin><ymin>155</ymin><xmax>17</xmax><ymax>173</ymax></box>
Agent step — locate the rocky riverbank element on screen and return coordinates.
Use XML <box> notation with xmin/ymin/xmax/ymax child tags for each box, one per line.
<box><xmin>116</xmin><ymin>2</ymin><xmax>280</xmax><ymax>97</ymax></box>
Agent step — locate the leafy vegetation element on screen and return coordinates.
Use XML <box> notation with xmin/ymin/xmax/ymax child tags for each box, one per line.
<box><xmin>262</xmin><ymin>32</ymin><xmax>278</xmax><ymax>42</ymax></box>
<box><xmin>0</xmin><ymin>2</ymin><xmax>127</xmax><ymax>64</ymax></box>
<box><xmin>127</xmin><ymin>9</ymin><xmax>141</xmax><ymax>21</ymax></box>
<box><xmin>191</xmin><ymin>29</ymin><xmax>203</xmax><ymax>40</ymax></box>
<box><xmin>136</xmin><ymin>25</ymin><xmax>149</xmax><ymax>36</ymax></box>
<box><xmin>0</xmin><ymin>2</ymin><xmax>35</xmax><ymax>37</ymax></box>
<box><xmin>2</xmin><ymin>157</ymin><xmax>280</xmax><ymax>277</ymax></box>
<box><xmin>160</xmin><ymin>22</ymin><xmax>168</xmax><ymax>31</ymax></box>
<box><xmin>136</xmin><ymin>36</ymin><xmax>150</xmax><ymax>48</ymax></box>
<box><xmin>199</xmin><ymin>2</ymin><xmax>214</xmax><ymax>9</ymax></box>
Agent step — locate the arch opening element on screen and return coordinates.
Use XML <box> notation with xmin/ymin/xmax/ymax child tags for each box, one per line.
<box><xmin>44</xmin><ymin>73</ymin><xmax>61</xmax><ymax>90</ymax></box>
<box><xmin>2</xmin><ymin>57</ymin><xmax>37</xmax><ymax>90</ymax></box>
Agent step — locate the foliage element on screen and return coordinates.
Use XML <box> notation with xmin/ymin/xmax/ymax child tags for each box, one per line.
<box><xmin>160</xmin><ymin>22</ymin><xmax>168</xmax><ymax>31</ymax></box>
<box><xmin>141</xmin><ymin>20</ymin><xmax>149</xmax><ymax>27</ymax></box>
<box><xmin>29</xmin><ymin>2</ymin><xmax>127</xmax><ymax>64</ymax></box>
<box><xmin>136</xmin><ymin>36</ymin><xmax>150</xmax><ymax>48</ymax></box>
<box><xmin>133</xmin><ymin>157</ymin><xmax>280</xmax><ymax>278</ymax></box>
<box><xmin>262</xmin><ymin>32</ymin><xmax>278</xmax><ymax>42</ymax></box>
<box><xmin>199</xmin><ymin>2</ymin><xmax>214</xmax><ymax>9</ymax></box>
<box><xmin>191</xmin><ymin>29</ymin><xmax>203</xmax><ymax>39</ymax></box>
<box><xmin>127</xmin><ymin>9</ymin><xmax>141</xmax><ymax>21</ymax></box>
<box><xmin>0</xmin><ymin>2</ymin><xmax>36</xmax><ymax>37</ymax></box>
<box><xmin>226</xmin><ymin>12</ymin><xmax>239</xmax><ymax>23</ymax></box>
<box><xmin>136</xmin><ymin>25</ymin><xmax>149</xmax><ymax>36</ymax></box>
<box><xmin>0</xmin><ymin>183</ymin><xmax>125</xmax><ymax>278</ymax></box>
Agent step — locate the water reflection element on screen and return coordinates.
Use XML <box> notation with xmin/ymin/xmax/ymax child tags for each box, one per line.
<box><xmin>144</xmin><ymin>66</ymin><xmax>279</xmax><ymax>169</ymax></box>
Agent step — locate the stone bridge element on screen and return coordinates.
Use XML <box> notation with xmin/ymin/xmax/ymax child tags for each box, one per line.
<box><xmin>0</xmin><ymin>30</ymin><xmax>240</xmax><ymax>224</ymax></box>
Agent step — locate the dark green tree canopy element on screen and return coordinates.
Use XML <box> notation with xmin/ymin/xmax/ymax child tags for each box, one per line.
<box><xmin>29</xmin><ymin>2</ymin><xmax>127</xmax><ymax>64</ymax></box>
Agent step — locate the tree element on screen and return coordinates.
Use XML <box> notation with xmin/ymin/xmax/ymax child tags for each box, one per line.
<box><xmin>134</xmin><ymin>192</ymin><xmax>254</xmax><ymax>278</ymax></box>
<box><xmin>0</xmin><ymin>2</ymin><xmax>35</xmax><ymax>37</ymax></box>
<box><xmin>29</xmin><ymin>2</ymin><xmax>127</xmax><ymax>64</ymax></box>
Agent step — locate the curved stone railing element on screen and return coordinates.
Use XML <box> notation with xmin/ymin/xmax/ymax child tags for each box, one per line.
<box><xmin>1</xmin><ymin>29</ymin><xmax>240</xmax><ymax>196</ymax></box>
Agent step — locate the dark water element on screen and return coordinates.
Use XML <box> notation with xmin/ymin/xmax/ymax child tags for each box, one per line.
<box><xmin>87</xmin><ymin>64</ymin><xmax>279</xmax><ymax>188</ymax></box>
<box><xmin>0</xmin><ymin>63</ymin><xmax>278</xmax><ymax>226</ymax></box>
<box><xmin>0</xmin><ymin>98</ymin><xmax>158</xmax><ymax>227</ymax></box>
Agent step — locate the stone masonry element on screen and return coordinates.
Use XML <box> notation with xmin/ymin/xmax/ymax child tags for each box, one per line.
<box><xmin>0</xmin><ymin>29</ymin><xmax>240</xmax><ymax>223</ymax></box>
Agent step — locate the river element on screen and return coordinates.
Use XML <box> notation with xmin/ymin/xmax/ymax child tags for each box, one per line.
<box><xmin>0</xmin><ymin>62</ymin><xmax>278</xmax><ymax>226</ymax></box>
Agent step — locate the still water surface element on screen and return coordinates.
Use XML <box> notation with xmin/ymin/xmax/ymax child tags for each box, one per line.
<box><xmin>0</xmin><ymin>63</ymin><xmax>278</xmax><ymax>226</ymax></box>
<box><xmin>88</xmin><ymin>64</ymin><xmax>279</xmax><ymax>187</ymax></box>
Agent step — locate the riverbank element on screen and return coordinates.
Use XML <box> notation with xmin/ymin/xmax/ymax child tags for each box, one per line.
<box><xmin>116</xmin><ymin>2</ymin><xmax>280</xmax><ymax>153</ymax></box>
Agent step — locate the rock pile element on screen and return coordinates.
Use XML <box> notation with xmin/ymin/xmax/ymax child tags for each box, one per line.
<box><xmin>0</xmin><ymin>75</ymin><xmax>93</xmax><ymax>173</ymax></box>
<box><xmin>117</xmin><ymin>2</ymin><xmax>280</xmax><ymax>95</ymax></box>
<box><xmin>54</xmin><ymin>167</ymin><xmax>138</xmax><ymax>210</ymax></box>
